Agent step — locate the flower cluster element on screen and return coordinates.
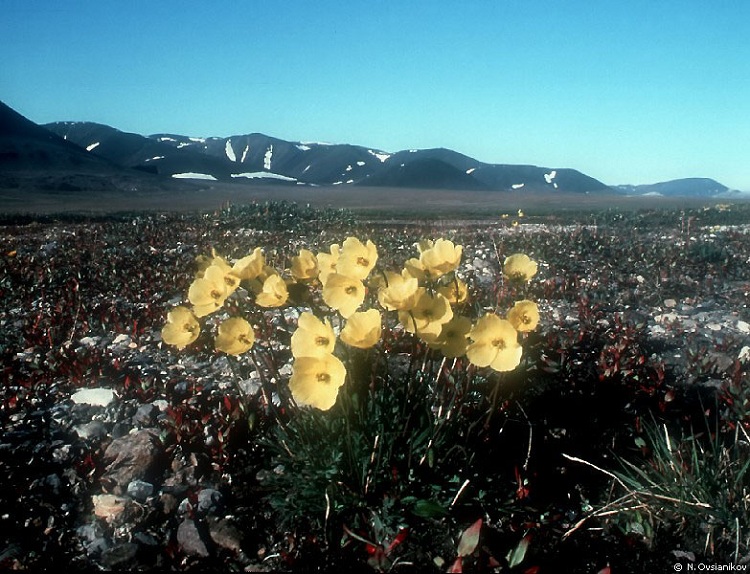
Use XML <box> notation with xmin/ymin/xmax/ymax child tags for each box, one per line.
<box><xmin>162</xmin><ymin>238</ymin><xmax>540</xmax><ymax>411</ymax></box>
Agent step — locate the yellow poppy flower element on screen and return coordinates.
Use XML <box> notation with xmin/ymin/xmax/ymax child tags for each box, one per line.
<box><xmin>215</xmin><ymin>317</ymin><xmax>255</xmax><ymax>355</ymax></box>
<box><xmin>233</xmin><ymin>247</ymin><xmax>265</xmax><ymax>281</ymax></box>
<box><xmin>403</xmin><ymin>257</ymin><xmax>427</xmax><ymax>282</ymax></box>
<box><xmin>431</xmin><ymin>315</ymin><xmax>472</xmax><ymax>358</ymax></box>
<box><xmin>161</xmin><ymin>306</ymin><xmax>200</xmax><ymax>349</ymax></box>
<box><xmin>438</xmin><ymin>277</ymin><xmax>468</xmax><ymax>304</ymax></box>
<box><xmin>503</xmin><ymin>253</ymin><xmax>538</xmax><ymax>282</ymax></box>
<box><xmin>341</xmin><ymin>309</ymin><xmax>381</xmax><ymax>349</ymax></box>
<box><xmin>507</xmin><ymin>300</ymin><xmax>540</xmax><ymax>332</ymax></box>
<box><xmin>188</xmin><ymin>265</ymin><xmax>229</xmax><ymax>317</ymax></box>
<box><xmin>322</xmin><ymin>273</ymin><xmax>365</xmax><ymax>318</ymax></box>
<box><xmin>255</xmin><ymin>274</ymin><xmax>289</xmax><ymax>308</ymax></box>
<box><xmin>419</xmin><ymin>238</ymin><xmax>463</xmax><ymax>278</ymax></box>
<box><xmin>466</xmin><ymin>314</ymin><xmax>522</xmax><ymax>372</ymax></box>
<box><xmin>291</xmin><ymin>312</ymin><xmax>336</xmax><ymax>358</ymax></box>
<box><xmin>377</xmin><ymin>269</ymin><xmax>419</xmax><ymax>311</ymax></box>
<box><xmin>398</xmin><ymin>289</ymin><xmax>453</xmax><ymax>340</ymax></box>
<box><xmin>290</xmin><ymin>249</ymin><xmax>319</xmax><ymax>282</ymax></box>
<box><xmin>316</xmin><ymin>244</ymin><xmax>340</xmax><ymax>285</ymax></box>
<box><xmin>289</xmin><ymin>354</ymin><xmax>347</xmax><ymax>411</ymax></box>
<box><xmin>337</xmin><ymin>237</ymin><xmax>378</xmax><ymax>281</ymax></box>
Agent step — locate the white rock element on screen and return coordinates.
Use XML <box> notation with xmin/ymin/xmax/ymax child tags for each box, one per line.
<box><xmin>664</xmin><ymin>299</ymin><xmax>677</xmax><ymax>308</ymax></box>
<box><xmin>739</xmin><ymin>346</ymin><xmax>750</xmax><ymax>363</ymax></box>
<box><xmin>71</xmin><ymin>388</ymin><xmax>115</xmax><ymax>407</ymax></box>
<box><xmin>737</xmin><ymin>320</ymin><xmax>750</xmax><ymax>333</ymax></box>
<box><xmin>92</xmin><ymin>494</ymin><xmax>131</xmax><ymax>522</ymax></box>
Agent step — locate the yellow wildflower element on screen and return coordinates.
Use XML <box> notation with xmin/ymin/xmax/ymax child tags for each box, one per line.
<box><xmin>161</xmin><ymin>306</ymin><xmax>200</xmax><ymax>349</ymax></box>
<box><xmin>255</xmin><ymin>274</ymin><xmax>289</xmax><ymax>308</ymax></box>
<box><xmin>420</xmin><ymin>238</ymin><xmax>463</xmax><ymax>278</ymax></box>
<box><xmin>215</xmin><ymin>317</ymin><xmax>255</xmax><ymax>355</ymax></box>
<box><xmin>291</xmin><ymin>312</ymin><xmax>336</xmax><ymax>358</ymax></box>
<box><xmin>322</xmin><ymin>273</ymin><xmax>365</xmax><ymax>318</ymax></box>
<box><xmin>188</xmin><ymin>265</ymin><xmax>229</xmax><ymax>317</ymax></box>
<box><xmin>232</xmin><ymin>247</ymin><xmax>265</xmax><ymax>281</ymax></box>
<box><xmin>337</xmin><ymin>237</ymin><xmax>378</xmax><ymax>281</ymax></box>
<box><xmin>431</xmin><ymin>315</ymin><xmax>471</xmax><ymax>358</ymax></box>
<box><xmin>466</xmin><ymin>314</ymin><xmax>522</xmax><ymax>372</ymax></box>
<box><xmin>403</xmin><ymin>257</ymin><xmax>427</xmax><ymax>282</ymax></box>
<box><xmin>290</xmin><ymin>249</ymin><xmax>319</xmax><ymax>282</ymax></box>
<box><xmin>377</xmin><ymin>269</ymin><xmax>419</xmax><ymax>311</ymax></box>
<box><xmin>438</xmin><ymin>277</ymin><xmax>468</xmax><ymax>304</ymax></box>
<box><xmin>503</xmin><ymin>253</ymin><xmax>538</xmax><ymax>282</ymax></box>
<box><xmin>316</xmin><ymin>244</ymin><xmax>340</xmax><ymax>285</ymax></box>
<box><xmin>507</xmin><ymin>300</ymin><xmax>540</xmax><ymax>332</ymax></box>
<box><xmin>289</xmin><ymin>354</ymin><xmax>347</xmax><ymax>411</ymax></box>
<box><xmin>398</xmin><ymin>289</ymin><xmax>453</xmax><ymax>340</ymax></box>
<box><xmin>341</xmin><ymin>309</ymin><xmax>381</xmax><ymax>349</ymax></box>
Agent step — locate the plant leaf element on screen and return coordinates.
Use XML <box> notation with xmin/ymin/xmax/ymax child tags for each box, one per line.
<box><xmin>457</xmin><ymin>518</ymin><xmax>482</xmax><ymax>557</ymax></box>
<box><xmin>506</xmin><ymin>534</ymin><xmax>530</xmax><ymax>568</ymax></box>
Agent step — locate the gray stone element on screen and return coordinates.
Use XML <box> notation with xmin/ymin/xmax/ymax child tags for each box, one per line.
<box><xmin>209</xmin><ymin>517</ymin><xmax>243</xmax><ymax>552</ymax></box>
<box><xmin>177</xmin><ymin>519</ymin><xmax>210</xmax><ymax>557</ymax></box>
<box><xmin>127</xmin><ymin>479</ymin><xmax>154</xmax><ymax>502</ymax></box>
<box><xmin>197</xmin><ymin>488</ymin><xmax>223</xmax><ymax>515</ymax></box>
<box><xmin>133</xmin><ymin>404</ymin><xmax>158</xmax><ymax>426</ymax></box>
<box><xmin>75</xmin><ymin>421</ymin><xmax>108</xmax><ymax>440</ymax></box>
<box><xmin>70</xmin><ymin>388</ymin><xmax>115</xmax><ymax>407</ymax></box>
<box><xmin>101</xmin><ymin>542</ymin><xmax>139</xmax><ymax>569</ymax></box>
<box><xmin>101</xmin><ymin>429</ymin><xmax>164</xmax><ymax>494</ymax></box>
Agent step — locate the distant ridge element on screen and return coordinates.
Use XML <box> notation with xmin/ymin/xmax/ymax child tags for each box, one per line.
<box><xmin>0</xmin><ymin>101</ymin><xmax>732</xmax><ymax>196</ymax></box>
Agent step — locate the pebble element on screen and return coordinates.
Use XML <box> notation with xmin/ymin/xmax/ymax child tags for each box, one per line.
<box><xmin>92</xmin><ymin>494</ymin><xmax>132</xmax><ymax>523</ymax></box>
<box><xmin>133</xmin><ymin>403</ymin><xmax>158</xmax><ymax>426</ymax></box>
<box><xmin>100</xmin><ymin>542</ymin><xmax>139</xmax><ymax>569</ymax></box>
<box><xmin>101</xmin><ymin>429</ymin><xmax>164</xmax><ymax>493</ymax></box>
<box><xmin>197</xmin><ymin>488</ymin><xmax>223</xmax><ymax>515</ymax></box>
<box><xmin>127</xmin><ymin>479</ymin><xmax>154</xmax><ymax>502</ymax></box>
<box><xmin>177</xmin><ymin>519</ymin><xmax>210</xmax><ymax>557</ymax></box>
<box><xmin>75</xmin><ymin>421</ymin><xmax>108</xmax><ymax>440</ymax></box>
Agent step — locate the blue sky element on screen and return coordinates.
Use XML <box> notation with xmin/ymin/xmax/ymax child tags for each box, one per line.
<box><xmin>2</xmin><ymin>1</ymin><xmax>749</xmax><ymax>189</ymax></box>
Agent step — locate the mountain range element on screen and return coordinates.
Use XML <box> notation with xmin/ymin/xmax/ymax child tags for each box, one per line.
<box><xmin>0</xmin><ymin>100</ymin><xmax>733</xmax><ymax>197</ymax></box>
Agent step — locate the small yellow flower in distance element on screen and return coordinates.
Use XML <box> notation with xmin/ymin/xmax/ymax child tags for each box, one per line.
<box><xmin>432</xmin><ymin>315</ymin><xmax>472</xmax><ymax>358</ymax></box>
<box><xmin>188</xmin><ymin>265</ymin><xmax>229</xmax><ymax>317</ymax></box>
<box><xmin>316</xmin><ymin>244</ymin><xmax>340</xmax><ymax>285</ymax></box>
<box><xmin>466</xmin><ymin>314</ymin><xmax>522</xmax><ymax>372</ymax></box>
<box><xmin>507</xmin><ymin>300</ymin><xmax>540</xmax><ymax>332</ymax></box>
<box><xmin>290</xmin><ymin>249</ymin><xmax>319</xmax><ymax>282</ymax></box>
<box><xmin>322</xmin><ymin>274</ymin><xmax>365</xmax><ymax>318</ymax></box>
<box><xmin>289</xmin><ymin>354</ymin><xmax>347</xmax><ymax>410</ymax></box>
<box><xmin>438</xmin><ymin>277</ymin><xmax>468</xmax><ymax>304</ymax></box>
<box><xmin>420</xmin><ymin>238</ymin><xmax>463</xmax><ymax>278</ymax></box>
<box><xmin>255</xmin><ymin>274</ymin><xmax>289</xmax><ymax>308</ymax></box>
<box><xmin>503</xmin><ymin>253</ymin><xmax>538</xmax><ymax>282</ymax></box>
<box><xmin>378</xmin><ymin>269</ymin><xmax>419</xmax><ymax>311</ymax></box>
<box><xmin>501</xmin><ymin>213</ymin><xmax>510</xmax><ymax>219</ymax></box>
<box><xmin>215</xmin><ymin>317</ymin><xmax>255</xmax><ymax>355</ymax></box>
<box><xmin>511</xmin><ymin>220</ymin><xmax>519</xmax><ymax>227</ymax></box>
<box><xmin>341</xmin><ymin>309</ymin><xmax>381</xmax><ymax>349</ymax></box>
<box><xmin>337</xmin><ymin>237</ymin><xmax>378</xmax><ymax>280</ymax></box>
<box><xmin>233</xmin><ymin>247</ymin><xmax>265</xmax><ymax>281</ymax></box>
<box><xmin>161</xmin><ymin>306</ymin><xmax>200</xmax><ymax>349</ymax></box>
<box><xmin>517</xmin><ymin>209</ymin><xmax>524</xmax><ymax>218</ymax></box>
<box><xmin>291</xmin><ymin>312</ymin><xmax>336</xmax><ymax>358</ymax></box>
<box><xmin>398</xmin><ymin>289</ymin><xmax>453</xmax><ymax>340</ymax></box>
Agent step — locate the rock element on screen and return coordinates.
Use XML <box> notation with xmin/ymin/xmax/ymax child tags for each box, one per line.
<box><xmin>92</xmin><ymin>494</ymin><xmax>132</xmax><ymax>523</ymax></box>
<box><xmin>70</xmin><ymin>388</ymin><xmax>115</xmax><ymax>407</ymax></box>
<box><xmin>664</xmin><ymin>299</ymin><xmax>677</xmax><ymax>308</ymax></box>
<box><xmin>127</xmin><ymin>479</ymin><xmax>154</xmax><ymax>502</ymax></box>
<box><xmin>738</xmin><ymin>320</ymin><xmax>750</xmax><ymax>333</ymax></box>
<box><xmin>101</xmin><ymin>429</ymin><xmax>164</xmax><ymax>493</ymax></box>
<box><xmin>209</xmin><ymin>517</ymin><xmax>243</xmax><ymax>552</ymax></box>
<box><xmin>100</xmin><ymin>542</ymin><xmax>139</xmax><ymax>569</ymax></box>
<box><xmin>77</xmin><ymin>523</ymin><xmax>110</xmax><ymax>556</ymax></box>
<box><xmin>197</xmin><ymin>488</ymin><xmax>223</xmax><ymax>515</ymax></box>
<box><xmin>133</xmin><ymin>404</ymin><xmax>158</xmax><ymax>426</ymax></box>
<box><xmin>111</xmin><ymin>422</ymin><xmax>132</xmax><ymax>438</ymax></box>
<box><xmin>177</xmin><ymin>519</ymin><xmax>210</xmax><ymax>557</ymax></box>
<box><xmin>75</xmin><ymin>421</ymin><xmax>108</xmax><ymax>440</ymax></box>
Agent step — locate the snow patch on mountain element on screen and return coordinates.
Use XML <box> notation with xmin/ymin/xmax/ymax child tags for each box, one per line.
<box><xmin>512</xmin><ymin>183</ymin><xmax>525</xmax><ymax>189</ymax></box>
<box><xmin>241</xmin><ymin>144</ymin><xmax>249</xmax><ymax>163</ymax></box>
<box><xmin>232</xmin><ymin>172</ymin><xmax>296</xmax><ymax>182</ymax></box>
<box><xmin>225</xmin><ymin>140</ymin><xmax>236</xmax><ymax>162</ymax></box>
<box><xmin>172</xmin><ymin>172</ymin><xmax>217</xmax><ymax>180</ymax></box>
<box><xmin>544</xmin><ymin>170</ymin><xmax>557</xmax><ymax>184</ymax></box>
<box><xmin>264</xmin><ymin>145</ymin><xmax>273</xmax><ymax>170</ymax></box>
<box><xmin>86</xmin><ymin>142</ymin><xmax>100</xmax><ymax>152</ymax></box>
<box><xmin>368</xmin><ymin>150</ymin><xmax>390</xmax><ymax>163</ymax></box>
<box><xmin>296</xmin><ymin>144</ymin><xmax>311</xmax><ymax>151</ymax></box>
